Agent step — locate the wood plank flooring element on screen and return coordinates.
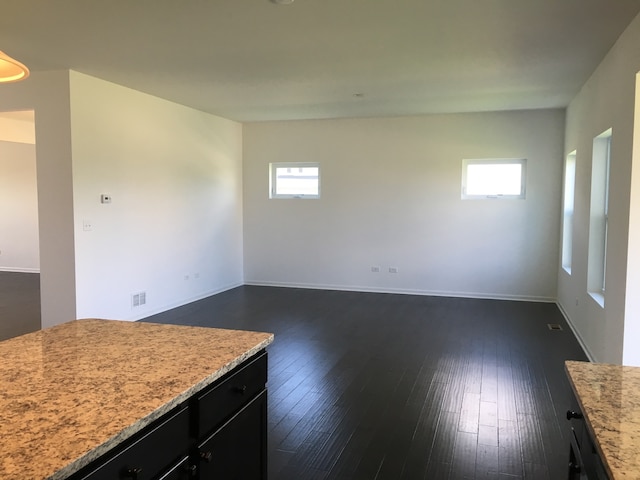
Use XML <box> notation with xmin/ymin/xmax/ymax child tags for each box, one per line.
<box><xmin>0</xmin><ymin>271</ymin><xmax>41</xmax><ymax>341</ymax></box>
<box><xmin>143</xmin><ymin>286</ymin><xmax>588</xmax><ymax>480</ymax></box>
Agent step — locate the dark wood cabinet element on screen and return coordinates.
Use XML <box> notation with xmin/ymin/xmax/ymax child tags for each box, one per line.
<box><xmin>197</xmin><ymin>391</ymin><xmax>267</xmax><ymax>479</ymax></box>
<box><xmin>158</xmin><ymin>456</ymin><xmax>195</xmax><ymax>480</ymax></box>
<box><xmin>69</xmin><ymin>350</ymin><xmax>268</xmax><ymax>480</ymax></box>
<box><xmin>566</xmin><ymin>393</ymin><xmax>609</xmax><ymax>480</ymax></box>
<box><xmin>195</xmin><ymin>351</ymin><xmax>267</xmax><ymax>439</ymax></box>
<box><xmin>72</xmin><ymin>407</ymin><xmax>191</xmax><ymax>480</ymax></box>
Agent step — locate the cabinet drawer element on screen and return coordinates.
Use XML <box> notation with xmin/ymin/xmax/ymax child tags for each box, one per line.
<box><xmin>75</xmin><ymin>406</ymin><xmax>190</xmax><ymax>480</ymax></box>
<box><xmin>197</xmin><ymin>391</ymin><xmax>267</xmax><ymax>480</ymax></box>
<box><xmin>196</xmin><ymin>351</ymin><xmax>267</xmax><ymax>437</ymax></box>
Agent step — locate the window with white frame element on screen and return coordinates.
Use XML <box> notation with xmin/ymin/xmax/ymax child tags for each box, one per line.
<box><xmin>269</xmin><ymin>162</ymin><xmax>320</xmax><ymax>199</ymax></box>
<box><xmin>461</xmin><ymin>158</ymin><xmax>526</xmax><ymax>199</ymax></box>
<box><xmin>562</xmin><ymin>151</ymin><xmax>577</xmax><ymax>274</ymax></box>
<box><xmin>587</xmin><ymin>129</ymin><xmax>612</xmax><ymax>307</ymax></box>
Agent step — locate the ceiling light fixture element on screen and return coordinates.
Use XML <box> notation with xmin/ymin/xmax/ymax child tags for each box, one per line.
<box><xmin>0</xmin><ymin>51</ymin><xmax>30</xmax><ymax>83</ymax></box>
<box><xmin>270</xmin><ymin>0</ymin><xmax>295</xmax><ymax>4</ymax></box>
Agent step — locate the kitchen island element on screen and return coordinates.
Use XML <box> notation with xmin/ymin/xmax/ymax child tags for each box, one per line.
<box><xmin>565</xmin><ymin>360</ymin><xmax>640</xmax><ymax>480</ymax></box>
<box><xmin>0</xmin><ymin>319</ymin><xmax>273</xmax><ymax>480</ymax></box>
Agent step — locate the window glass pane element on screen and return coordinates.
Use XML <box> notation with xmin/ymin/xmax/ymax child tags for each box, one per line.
<box><xmin>462</xmin><ymin>159</ymin><xmax>526</xmax><ymax>199</ymax></box>
<box><xmin>562</xmin><ymin>151</ymin><xmax>577</xmax><ymax>273</ymax></box>
<box><xmin>587</xmin><ymin>128</ymin><xmax>612</xmax><ymax>303</ymax></box>
<box><xmin>275</xmin><ymin>166</ymin><xmax>319</xmax><ymax>196</ymax></box>
<box><xmin>466</xmin><ymin>164</ymin><xmax>522</xmax><ymax>196</ymax></box>
<box><xmin>270</xmin><ymin>162</ymin><xmax>320</xmax><ymax>198</ymax></box>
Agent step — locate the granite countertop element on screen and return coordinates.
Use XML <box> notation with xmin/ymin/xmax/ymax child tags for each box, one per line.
<box><xmin>0</xmin><ymin>319</ymin><xmax>273</xmax><ymax>480</ymax></box>
<box><xmin>565</xmin><ymin>360</ymin><xmax>640</xmax><ymax>480</ymax></box>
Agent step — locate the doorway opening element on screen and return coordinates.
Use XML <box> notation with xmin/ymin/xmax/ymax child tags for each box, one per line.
<box><xmin>0</xmin><ymin>109</ymin><xmax>40</xmax><ymax>340</ymax></box>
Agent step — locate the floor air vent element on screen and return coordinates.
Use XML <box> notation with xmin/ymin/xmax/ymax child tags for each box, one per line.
<box><xmin>547</xmin><ymin>323</ymin><xmax>563</xmax><ymax>331</ymax></box>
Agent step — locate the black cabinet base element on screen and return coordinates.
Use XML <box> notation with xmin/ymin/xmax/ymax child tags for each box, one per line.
<box><xmin>197</xmin><ymin>391</ymin><xmax>267</xmax><ymax>479</ymax></box>
<box><xmin>69</xmin><ymin>351</ymin><xmax>268</xmax><ymax>480</ymax></box>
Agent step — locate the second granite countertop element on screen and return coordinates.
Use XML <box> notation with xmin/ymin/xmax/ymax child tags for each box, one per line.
<box><xmin>0</xmin><ymin>319</ymin><xmax>274</xmax><ymax>480</ymax></box>
<box><xmin>565</xmin><ymin>360</ymin><xmax>640</xmax><ymax>480</ymax></box>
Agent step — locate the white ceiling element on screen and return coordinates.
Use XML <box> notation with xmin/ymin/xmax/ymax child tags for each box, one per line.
<box><xmin>1</xmin><ymin>0</ymin><xmax>640</xmax><ymax>122</ymax></box>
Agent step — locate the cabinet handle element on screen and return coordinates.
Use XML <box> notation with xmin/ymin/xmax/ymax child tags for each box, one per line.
<box><xmin>124</xmin><ymin>467</ymin><xmax>143</xmax><ymax>479</ymax></box>
<box><xmin>185</xmin><ymin>464</ymin><xmax>198</xmax><ymax>477</ymax></box>
<box><xmin>566</xmin><ymin>410</ymin><xmax>583</xmax><ymax>420</ymax></box>
<box><xmin>233</xmin><ymin>385</ymin><xmax>247</xmax><ymax>394</ymax></box>
<box><xmin>200</xmin><ymin>451</ymin><xmax>213</xmax><ymax>463</ymax></box>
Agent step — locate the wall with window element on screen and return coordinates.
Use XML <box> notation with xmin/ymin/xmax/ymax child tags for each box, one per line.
<box><xmin>243</xmin><ymin>109</ymin><xmax>564</xmax><ymax>301</ymax></box>
<box><xmin>558</xmin><ymin>12</ymin><xmax>640</xmax><ymax>365</ymax></box>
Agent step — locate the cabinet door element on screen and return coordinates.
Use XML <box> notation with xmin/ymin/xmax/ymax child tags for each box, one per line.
<box><xmin>197</xmin><ymin>390</ymin><xmax>267</xmax><ymax>480</ymax></box>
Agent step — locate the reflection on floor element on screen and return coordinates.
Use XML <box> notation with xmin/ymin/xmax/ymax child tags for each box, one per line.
<box><xmin>144</xmin><ymin>285</ymin><xmax>588</xmax><ymax>480</ymax></box>
<box><xmin>0</xmin><ymin>271</ymin><xmax>41</xmax><ymax>341</ymax></box>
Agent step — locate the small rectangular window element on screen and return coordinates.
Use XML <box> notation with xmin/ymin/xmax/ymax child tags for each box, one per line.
<box><xmin>269</xmin><ymin>162</ymin><xmax>320</xmax><ymax>199</ymax></box>
<box><xmin>461</xmin><ymin>158</ymin><xmax>526</xmax><ymax>199</ymax></box>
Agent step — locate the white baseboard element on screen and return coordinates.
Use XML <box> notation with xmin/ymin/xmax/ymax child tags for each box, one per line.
<box><xmin>0</xmin><ymin>267</ymin><xmax>40</xmax><ymax>273</ymax></box>
<box><xmin>556</xmin><ymin>301</ymin><xmax>596</xmax><ymax>362</ymax></box>
<box><xmin>129</xmin><ymin>282</ymin><xmax>243</xmax><ymax>321</ymax></box>
<box><xmin>243</xmin><ymin>280</ymin><xmax>557</xmax><ymax>303</ymax></box>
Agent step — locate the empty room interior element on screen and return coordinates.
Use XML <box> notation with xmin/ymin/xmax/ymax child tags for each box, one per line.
<box><xmin>3</xmin><ymin>1</ymin><xmax>640</xmax><ymax>479</ymax></box>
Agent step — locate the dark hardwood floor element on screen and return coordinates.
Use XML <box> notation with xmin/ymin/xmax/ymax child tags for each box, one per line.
<box><xmin>144</xmin><ymin>286</ymin><xmax>587</xmax><ymax>480</ymax></box>
<box><xmin>0</xmin><ymin>271</ymin><xmax>41</xmax><ymax>341</ymax></box>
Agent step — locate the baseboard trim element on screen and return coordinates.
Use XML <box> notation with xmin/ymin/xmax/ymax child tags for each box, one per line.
<box><xmin>556</xmin><ymin>300</ymin><xmax>596</xmax><ymax>362</ymax></box>
<box><xmin>243</xmin><ymin>280</ymin><xmax>557</xmax><ymax>303</ymax></box>
<box><xmin>129</xmin><ymin>282</ymin><xmax>243</xmax><ymax>321</ymax></box>
<box><xmin>126</xmin><ymin>281</ymin><xmax>593</xmax><ymax>362</ymax></box>
<box><xmin>0</xmin><ymin>267</ymin><xmax>40</xmax><ymax>273</ymax></box>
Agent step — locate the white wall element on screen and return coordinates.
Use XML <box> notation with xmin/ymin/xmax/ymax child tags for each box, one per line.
<box><xmin>0</xmin><ymin>140</ymin><xmax>39</xmax><ymax>272</ymax></box>
<box><xmin>0</xmin><ymin>111</ymin><xmax>36</xmax><ymax>144</ymax></box>
<box><xmin>0</xmin><ymin>71</ymin><xmax>77</xmax><ymax>328</ymax></box>
<box><xmin>558</xmin><ymin>12</ymin><xmax>640</xmax><ymax>365</ymax></box>
<box><xmin>244</xmin><ymin>110</ymin><xmax>565</xmax><ymax>301</ymax></box>
<box><xmin>626</xmin><ymin>74</ymin><xmax>640</xmax><ymax>366</ymax></box>
<box><xmin>69</xmin><ymin>72</ymin><xmax>244</xmax><ymax>320</ymax></box>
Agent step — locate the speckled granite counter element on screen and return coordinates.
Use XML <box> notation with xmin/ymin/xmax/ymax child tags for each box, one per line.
<box><xmin>565</xmin><ymin>360</ymin><xmax>640</xmax><ymax>480</ymax></box>
<box><xmin>0</xmin><ymin>319</ymin><xmax>273</xmax><ymax>480</ymax></box>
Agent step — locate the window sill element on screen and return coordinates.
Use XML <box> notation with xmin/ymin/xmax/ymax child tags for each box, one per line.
<box><xmin>269</xmin><ymin>196</ymin><xmax>320</xmax><ymax>200</ymax></box>
<box><xmin>588</xmin><ymin>291</ymin><xmax>605</xmax><ymax>308</ymax></box>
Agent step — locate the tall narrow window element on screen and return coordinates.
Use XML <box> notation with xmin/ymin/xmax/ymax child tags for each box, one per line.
<box><xmin>587</xmin><ymin>129</ymin><xmax>612</xmax><ymax>307</ymax></box>
<box><xmin>562</xmin><ymin>151</ymin><xmax>577</xmax><ymax>273</ymax></box>
<box><xmin>269</xmin><ymin>162</ymin><xmax>320</xmax><ymax>199</ymax></box>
